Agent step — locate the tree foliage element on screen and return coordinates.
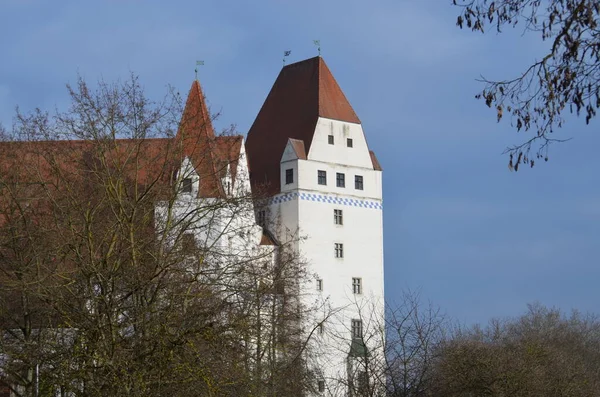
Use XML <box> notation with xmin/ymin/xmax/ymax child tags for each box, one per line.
<box><xmin>454</xmin><ymin>0</ymin><xmax>600</xmax><ymax>169</ymax></box>
<box><xmin>431</xmin><ymin>303</ymin><xmax>600</xmax><ymax>396</ymax></box>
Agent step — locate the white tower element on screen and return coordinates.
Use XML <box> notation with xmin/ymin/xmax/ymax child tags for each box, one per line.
<box><xmin>246</xmin><ymin>57</ymin><xmax>384</xmax><ymax>396</ymax></box>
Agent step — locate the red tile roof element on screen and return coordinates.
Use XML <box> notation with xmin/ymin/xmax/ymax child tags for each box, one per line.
<box><xmin>245</xmin><ymin>57</ymin><xmax>363</xmax><ymax>196</ymax></box>
<box><xmin>0</xmin><ymin>80</ymin><xmax>243</xmax><ymax>201</ymax></box>
<box><xmin>214</xmin><ymin>135</ymin><xmax>243</xmax><ymax>183</ymax></box>
<box><xmin>288</xmin><ymin>138</ymin><xmax>307</xmax><ymax>160</ymax></box>
<box><xmin>369</xmin><ymin>150</ymin><xmax>383</xmax><ymax>171</ymax></box>
<box><xmin>259</xmin><ymin>228</ymin><xmax>278</xmax><ymax>246</ymax></box>
<box><xmin>176</xmin><ymin>80</ymin><xmax>224</xmax><ymax>197</ymax></box>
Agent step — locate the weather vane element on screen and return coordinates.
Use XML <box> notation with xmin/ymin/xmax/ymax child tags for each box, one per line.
<box><xmin>195</xmin><ymin>60</ymin><xmax>204</xmax><ymax>80</ymax></box>
<box><xmin>283</xmin><ymin>50</ymin><xmax>291</xmax><ymax>66</ymax></box>
<box><xmin>313</xmin><ymin>40</ymin><xmax>321</xmax><ymax>56</ymax></box>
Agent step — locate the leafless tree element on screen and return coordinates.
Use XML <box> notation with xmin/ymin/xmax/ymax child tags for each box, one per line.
<box><xmin>323</xmin><ymin>290</ymin><xmax>447</xmax><ymax>397</ymax></box>
<box><xmin>453</xmin><ymin>0</ymin><xmax>600</xmax><ymax>168</ymax></box>
<box><xmin>0</xmin><ymin>75</ymin><xmax>317</xmax><ymax>397</ymax></box>
<box><xmin>384</xmin><ymin>291</ymin><xmax>447</xmax><ymax>397</ymax></box>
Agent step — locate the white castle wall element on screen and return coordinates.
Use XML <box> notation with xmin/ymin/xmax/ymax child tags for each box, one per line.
<box><xmin>268</xmin><ymin>117</ymin><xmax>385</xmax><ymax>395</ymax></box>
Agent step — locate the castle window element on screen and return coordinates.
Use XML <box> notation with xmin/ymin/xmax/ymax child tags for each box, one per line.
<box><xmin>316</xmin><ymin>279</ymin><xmax>323</xmax><ymax>291</ymax></box>
<box><xmin>347</xmin><ymin>138</ymin><xmax>353</xmax><ymax>147</ymax></box>
<box><xmin>352</xmin><ymin>278</ymin><xmax>362</xmax><ymax>294</ymax></box>
<box><xmin>351</xmin><ymin>319</ymin><xmax>363</xmax><ymax>339</ymax></box>
<box><xmin>257</xmin><ymin>210</ymin><xmax>266</xmax><ymax>227</ymax></box>
<box><xmin>318</xmin><ymin>380</ymin><xmax>325</xmax><ymax>393</ymax></box>
<box><xmin>334</xmin><ymin>209</ymin><xmax>343</xmax><ymax>225</ymax></box>
<box><xmin>357</xmin><ymin>371</ymin><xmax>368</xmax><ymax>395</ymax></box>
<box><xmin>328</xmin><ymin>135</ymin><xmax>334</xmax><ymax>145</ymax></box>
<box><xmin>355</xmin><ymin>175</ymin><xmax>364</xmax><ymax>190</ymax></box>
<box><xmin>285</xmin><ymin>168</ymin><xmax>294</xmax><ymax>184</ymax></box>
<box><xmin>336</xmin><ymin>173</ymin><xmax>345</xmax><ymax>188</ymax></box>
<box><xmin>335</xmin><ymin>243</ymin><xmax>344</xmax><ymax>258</ymax></box>
<box><xmin>318</xmin><ymin>322</ymin><xmax>324</xmax><ymax>334</ymax></box>
<box><xmin>181</xmin><ymin>233</ymin><xmax>196</xmax><ymax>252</ymax></box>
<box><xmin>182</xmin><ymin>178</ymin><xmax>193</xmax><ymax>193</ymax></box>
<box><xmin>318</xmin><ymin>170</ymin><xmax>327</xmax><ymax>185</ymax></box>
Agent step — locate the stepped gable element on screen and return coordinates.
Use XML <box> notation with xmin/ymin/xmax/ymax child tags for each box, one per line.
<box><xmin>245</xmin><ymin>56</ymin><xmax>361</xmax><ymax>196</ymax></box>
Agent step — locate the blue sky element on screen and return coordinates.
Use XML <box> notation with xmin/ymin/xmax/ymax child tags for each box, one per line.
<box><xmin>1</xmin><ymin>0</ymin><xmax>599</xmax><ymax>325</ymax></box>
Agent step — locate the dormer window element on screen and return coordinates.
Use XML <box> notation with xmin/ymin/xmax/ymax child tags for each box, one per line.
<box><xmin>328</xmin><ymin>135</ymin><xmax>334</xmax><ymax>145</ymax></box>
<box><xmin>182</xmin><ymin>178</ymin><xmax>193</xmax><ymax>193</ymax></box>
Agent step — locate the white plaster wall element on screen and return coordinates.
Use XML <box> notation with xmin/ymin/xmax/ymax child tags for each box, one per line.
<box><xmin>296</xmin><ymin>159</ymin><xmax>381</xmax><ymax>200</ymax></box>
<box><xmin>308</xmin><ymin>118</ymin><xmax>374</xmax><ymax>169</ymax></box>
<box><xmin>297</xmin><ymin>189</ymin><xmax>384</xmax><ymax>390</ymax></box>
<box><xmin>269</xmin><ymin>117</ymin><xmax>385</xmax><ymax>395</ymax></box>
<box><xmin>280</xmin><ymin>159</ymin><xmax>299</xmax><ymax>194</ymax></box>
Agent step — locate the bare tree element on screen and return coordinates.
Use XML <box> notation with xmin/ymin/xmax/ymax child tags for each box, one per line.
<box><xmin>0</xmin><ymin>75</ymin><xmax>317</xmax><ymax>397</ymax></box>
<box><xmin>384</xmin><ymin>291</ymin><xmax>447</xmax><ymax>397</ymax></box>
<box><xmin>321</xmin><ymin>290</ymin><xmax>446</xmax><ymax>397</ymax></box>
<box><xmin>453</xmin><ymin>0</ymin><xmax>600</xmax><ymax>168</ymax></box>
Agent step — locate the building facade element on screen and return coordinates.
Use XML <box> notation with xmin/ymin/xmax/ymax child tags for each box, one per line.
<box><xmin>246</xmin><ymin>57</ymin><xmax>385</xmax><ymax>396</ymax></box>
<box><xmin>0</xmin><ymin>56</ymin><xmax>384</xmax><ymax>397</ymax></box>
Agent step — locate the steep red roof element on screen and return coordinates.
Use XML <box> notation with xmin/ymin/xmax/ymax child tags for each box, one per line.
<box><xmin>214</xmin><ymin>136</ymin><xmax>243</xmax><ymax>183</ymax></box>
<box><xmin>175</xmin><ymin>80</ymin><xmax>224</xmax><ymax>197</ymax></box>
<box><xmin>245</xmin><ymin>57</ymin><xmax>361</xmax><ymax>196</ymax></box>
<box><xmin>0</xmin><ymin>79</ymin><xmax>243</xmax><ymax>201</ymax></box>
<box><xmin>288</xmin><ymin>138</ymin><xmax>307</xmax><ymax>160</ymax></box>
<box><xmin>369</xmin><ymin>150</ymin><xmax>383</xmax><ymax>171</ymax></box>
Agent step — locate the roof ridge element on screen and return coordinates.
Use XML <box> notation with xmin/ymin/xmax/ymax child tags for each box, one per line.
<box><xmin>282</xmin><ymin>55</ymin><xmax>321</xmax><ymax>70</ymax></box>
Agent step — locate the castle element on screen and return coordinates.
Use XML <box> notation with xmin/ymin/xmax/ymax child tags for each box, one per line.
<box><xmin>0</xmin><ymin>56</ymin><xmax>384</xmax><ymax>396</ymax></box>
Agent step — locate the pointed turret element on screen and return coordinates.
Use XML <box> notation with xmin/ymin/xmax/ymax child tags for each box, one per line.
<box><xmin>175</xmin><ymin>80</ymin><xmax>223</xmax><ymax>197</ymax></box>
<box><xmin>245</xmin><ymin>56</ymin><xmax>362</xmax><ymax>195</ymax></box>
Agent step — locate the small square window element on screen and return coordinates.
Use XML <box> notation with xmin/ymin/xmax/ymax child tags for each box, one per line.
<box><xmin>316</xmin><ymin>279</ymin><xmax>323</xmax><ymax>291</ymax></box>
<box><xmin>285</xmin><ymin>168</ymin><xmax>294</xmax><ymax>185</ymax></box>
<box><xmin>336</xmin><ymin>173</ymin><xmax>345</xmax><ymax>188</ymax></box>
<box><xmin>318</xmin><ymin>170</ymin><xmax>327</xmax><ymax>185</ymax></box>
<box><xmin>334</xmin><ymin>209</ymin><xmax>343</xmax><ymax>225</ymax></box>
<box><xmin>335</xmin><ymin>243</ymin><xmax>344</xmax><ymax>258</ymax></box>
<box><xmin>352</xmin><ymin>278</ymin><xmax>362</xmax><ymax>294</ymax></box>
<box><xmin>355</xmin><ymin>175</ymin><xmax>364</xmax><ymax>190</ymax></box>
<box><xmin>318</xmin><ymin>380</ymin><xmax>325</xmax><ymax>393</ymax></box>
<box><xmin>347</xmin><ymin>138</ymin><xmax>353</xmax><ymax>147</ymax></box>
<box><xmin>182</xmin><ymin>178</ymin><xmax>192</xmax><ymax>193</ymax></box>
<box><xmin>181</xmin><ymin>233</ymin><xmax>196</xmax><ymax>252</ymax></box>
<box><xmin>328</xmin><ymin>135</ymin><xmax>334</xmax><ymax>145</ymax></box>
<box><xmin>351</xmin><ymin>319</ymin><xmax>363</xmax><ymax>339</ymax></box>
